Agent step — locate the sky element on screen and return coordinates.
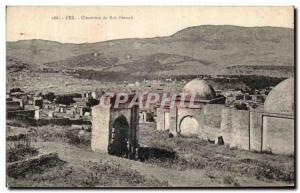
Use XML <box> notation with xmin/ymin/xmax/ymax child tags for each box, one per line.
<box><xmin>6</xmin><ymin>6</ymin><xmax>294</xmax><ymax>43</ymax></box>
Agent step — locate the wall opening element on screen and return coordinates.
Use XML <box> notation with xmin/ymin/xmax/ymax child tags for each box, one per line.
<box><xmin>179</xmin><ymin>116</ymin><xmax>199</xmax><ymax>136</ymax></box>
<box><xmin>108</xmin><ymin>115</ymin><xmax>129</xmax><ymax>157</ymax></box>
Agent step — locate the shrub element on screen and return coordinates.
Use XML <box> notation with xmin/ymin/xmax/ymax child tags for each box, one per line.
<box><xmin>7</xmin><ymin>135</ymin><xmax>38</xmax><ymax>162</ymax></box>
<box><xmin>55</xmin><ymin>95</ymin><xmax>75</xmax><ymax>105</ymax></box>
<box><xmin>223</xmin><ymin>175</ymin><xmax>240</xmax><ymax>186</ymax></box>
<box><xmin>44</xmin><ymin>92</ymin><xmax>55</xmax><ymax>102</ymax></box>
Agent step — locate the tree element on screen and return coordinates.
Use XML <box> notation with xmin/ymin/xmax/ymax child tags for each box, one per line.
<box><xmin>44</xmin><ymin>92</ymin><xmax>55</xmax><ymax>102</ymax></box>
<box><xmin>55</xmin><ymin>95</ymin><xmax>75</xmax><ymax>105</ymax></box>
<box><xmin>86</xmin><ymin>96</ymin><xmax>99</xmax><ymax>108</ymax></box>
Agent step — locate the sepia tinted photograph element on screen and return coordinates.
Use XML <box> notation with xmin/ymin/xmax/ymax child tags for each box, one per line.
<box><xmin>6</xmin><ymin>6</ymin><xmax>295</xmax><ymax>188</ymax></box>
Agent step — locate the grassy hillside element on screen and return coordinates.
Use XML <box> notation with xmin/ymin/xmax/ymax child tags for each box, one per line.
<box><xmin>225</xmin><ymin>65</ymin><xmax>294</xmax><ymax>77</ymax></box>
<box><xmin>7</xmin><ymin>25</ymin><xmax>294</xmax><ymax>79</ymax></box>
<box><xmin>6</xmin><ymin>25</ymin><xmax>294</xmax><ymax>92</ymax></box>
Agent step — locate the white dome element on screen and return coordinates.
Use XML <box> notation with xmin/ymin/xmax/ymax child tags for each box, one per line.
<box><xmin>182</xmin><ymin>79</ymin><xmax>216</xmax><ymax>100</ymax></box>
<box><xmin>264</xmin><ymin>78</ymin><xmax>294</xmax><ymax>114</ymax></box>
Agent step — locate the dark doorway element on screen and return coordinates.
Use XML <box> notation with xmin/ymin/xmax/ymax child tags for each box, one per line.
<box><xmin>108</xmin><ymin>115</ymin><xmax>129</xmax><ymax>157</ymax></box>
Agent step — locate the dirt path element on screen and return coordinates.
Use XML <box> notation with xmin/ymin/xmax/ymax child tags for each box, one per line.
<box><xmin>34</xmin><ymin>141</ymin><xmax>292</xmax><ymax>187</ymax></box>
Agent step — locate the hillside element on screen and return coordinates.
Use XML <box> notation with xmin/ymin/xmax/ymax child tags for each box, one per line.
<box><xmin>7</xmin><ymin>56</ymin><xmax>31</xmax><ymax>73</ymax></box>
<box><xmin>7</xmin><ymin>25</ymin><xmax>294</xmax><ymax>80</ymax></box>
<box><xmin>225</xmin><ymin>65</ymin><xmax>294</xmax><ymax>77</ymax></box>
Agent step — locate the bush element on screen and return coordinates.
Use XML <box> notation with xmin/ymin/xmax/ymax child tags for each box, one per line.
<box><xmin>223</xmin><ymin>175</ymin><xmax>240</xmax><ymax>186</ymax></box>
<box><xmin>55</xmin><ymin>95</ymin><xmax>75</xmax><ymax>105</ymax></box>
<box><xmin>236</xmin><ymin>75</ymin><xmax>285</xmax><ymax>90</ymax></box>
<box><xmin>10</xmin><ymin>88</ymin><xmax>24</xmax><ymax>93</ymax></box>
<box><xmin>44</xmin><ymin>92</ymin><xmax>55</xmax><ymax>102</ymax></box>
<box><xmin>86</xmin><ymin>97</ymin><xmax>99</xmax><ymax>108</ymax></box>
<box><xmin>7</xmin><ymin>135</ymin><xmax>38</xmax><ymax>162</ymax></box>
<box><xmin>234</xmin><ymin>102</ymin><xmax>249</xmax><ymax>110</ymax></box>
<box><xmin>65</xmin><ymin>129</ymin><xmax>91</xmax><ymax>147</ymax></box>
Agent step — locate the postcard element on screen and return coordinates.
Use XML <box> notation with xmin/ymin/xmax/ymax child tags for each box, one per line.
<box><xmin>6</xmin><ymin>6</ymin><xmax>295</xmax><ymax>188</ymax></box>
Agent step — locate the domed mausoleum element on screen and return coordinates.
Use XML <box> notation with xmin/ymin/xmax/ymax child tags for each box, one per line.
<box><xmin>182</xmin><ymin>79</ymin><xmax>216</xmax><ymax>100</ymax></box>
<box><xmin>264</xmin><ymin>78</ymin><xmax>294</xmax><ymax>114</ymax></box>
<box><xmin>156</xmin><ymin>78</ymin><xmax>225</xmax><ymax>137</ymax></box>
<box><xmin>260</xmin><ymin>78</ymin><xmax>295</xmax><ymax>155</ymax></box>
<box><xmin>154</xmin><ymin>77</ymin><xmax>295</xmax><ymax>155</ymax></box>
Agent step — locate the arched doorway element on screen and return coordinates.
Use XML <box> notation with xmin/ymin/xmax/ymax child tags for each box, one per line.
<box><xmin>179</xmin><ymin>116</ymin><xmax>199</xmax><ymax>136</ymax></box>
<box><xmin>108</xmin><ymin>115</ymin><xmax>129</xmax><ymax>157</ymax></box>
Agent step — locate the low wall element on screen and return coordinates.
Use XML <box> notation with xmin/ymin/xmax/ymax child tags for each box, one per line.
<box><xmin>8</xmin><ymin>115</ymin><xmax>91</xmax><ymax>126</ymax></box>
<box><xmin>176</xmin><ymin>107</ymin><xmax>203</xmax><ymax>137</ymax></box>
<box><xmin>220</xmin><ymin>108</ymin><xmax>250</xmax><ymax>150</ymax></box>
<box><xmin>220</xmin><ymin>107</ymin><xmax>233</xmax><ymax>145</ymax></box>
<box><xmin>250</xmin><ymin>111</ymin><xmax>263</xmax><ymax>152</ymax></box>
<box><xmin>231</xmin><ymin>110</ymin><xmax>250</xmax><ymax>150</ymax></box>
<box><xmin>91</xmin><ymin>105</ymin><xmax>110</xmax><ymax>152</ymax></box>
<box><xmin>174</xmin><ymin>104</ymin><xmax>224</xmax><ymax>140</ymax></box>
<box><xmin>7</xmin><ymin>110</ymin><xmax>35</xmax><ymax>119</ymax></box>
<box><xmin>7</xmin><ymin>152</ymin><xmax>59</xmax><ymax>178</ymax></box>
<box><xmin>203</xmin><ymin>104</ymin><xmax>224</xmax><ymax>140</ymax></box>
<box><xmin>163</xmin><ymin>104</ymin><xmax>294</xmax><ymax>155</ymax></box>
<box><xmin>156</xmin><ymin>108</ymin><xmax>165</xmax><ymax>131</ymax></box>
<box><xmin>36</xmin><ymin>118</ymin><xmax>90</xmax><ymax>126</ymax></box>
<box><xmin>220</xmin><ymin>108</ymin><xmax>294</xmax><ymax>155</ymax></box>
<box><xmin>263</xmin><ymin>115</ymin><xmax>294</xmax><ymax>155</ymax></box>
<box><xmin>169</xmin><ymin>107</ymin><xmax>177</xmax><ymax>135</ymax></box>
<box><xmin>7</xmin><ymin>101</ymin><xmax>22</xmax><ymax>111</ymax></box>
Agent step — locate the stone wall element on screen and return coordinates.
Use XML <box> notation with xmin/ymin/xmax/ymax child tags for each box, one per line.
<box><xmin>231</xmin><ymin>110</ymin><xmax>250</xmax><ymax>150</ymax></box>
<box><xmin>263</xmin><ymin>115</ymin><xmax>294</xmax><ymax>155</ymax></box>
<box><xmin>164</xmin><ymin>112</ymin><xmax>170</xmax><ymax>131</ymax></box>
<box><xmin>176</xmin><ymin>107</ymin><xmax>203</xmax><ymax>137</ymax></box>
<box><xmin>202</xmin><ymin>104</ymin><xmax>224</xmax><ymax>140</ymax></box>
<box><xmin>7</xmin><ymin>152</ymin><xmax>59</xmax><ymax>178</ymax></box>
<box><xmin>156</xmin><ymin>108</ymin><xmax>165</xmax><ymax>131</ymax></box>
<box><xmin>156</xmin><ymin>108</ymin><xmax>170</xmax><ymax>131</ymax></box>
<box><xmin>220</xmin><ymin>107</ymin><xmax>233</xmax><ymax>145</ymax></box>
<box><xmin>170</xmin><ymin>104</ymin><xmax>223</xmax><ymax>139</ymax></box>
<box><xmin>220</xmin><ymin>108</ymin><xmax>294</xmax><ymax>155</ymax></box>
<box><xmin>249</xmin><ymin>111</ymin><xmax>264</xmax><ymax>152</ymax></box>
<box><xmin>91</xmin><ymin>103</ymin><xmax>139</xmax><ymax>158</ymax></box>
<box><xmin>91</xmin><ymin>105</ymin><xmax>110</xmax><ymax>152</ymax></box>
<box><xmin>7</xmin><ymin>101</ymin><xmax>22</xmax><ymax>111</ymax></box>
<box><xmin>221</xmin><ymin>109</ymin><xmax>250</xmax><ymax>150</ymax></box>
<box><xmin>169</xmin><ymin>107</ymin><xmax>177</xmax><ymax>135</ymax></box>
<box><xmin>111</xmin><ymin>108</ymin><xmax>131</xmax><ymax>125</ymax></box>
<box><xmin>160</xmin><ymin>103</ymin><xmax>294</xmax><ymax>155</ymax></box>
<box><xmin>7</xmin><ymin>110</ymin><xmax>35</xmax><ymax>119</ymax></box>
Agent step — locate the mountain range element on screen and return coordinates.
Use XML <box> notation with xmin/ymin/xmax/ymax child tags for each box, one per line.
<box><xmin>7</xmin><ymin>25</ymin><xmax>294</xmax><ymax>80</ymax></box>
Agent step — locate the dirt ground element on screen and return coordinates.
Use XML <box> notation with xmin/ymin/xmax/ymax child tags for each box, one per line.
<box><xmin>6</xmin><ymin>122</ymin><xmax>294</xmax><ymax>188</ymax></box>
